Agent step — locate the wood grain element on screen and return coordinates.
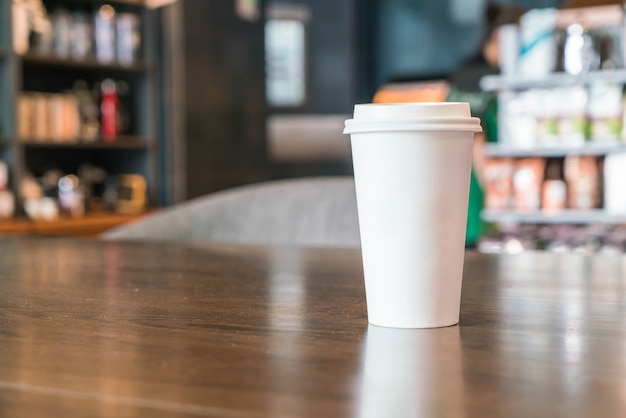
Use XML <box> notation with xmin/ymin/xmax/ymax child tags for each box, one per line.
<box><xmin>1</xmin><ymin>239</ymin><xmax>626</xmax><ymax>417</ymax></box>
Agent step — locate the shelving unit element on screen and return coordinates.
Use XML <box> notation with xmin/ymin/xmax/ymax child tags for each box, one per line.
<box><xmin>477</xmin><ymin>0</ymin><xmax>626</xmax><ymax>244</ymax></box>
<box><xmin>0</xmin><ymin>0</ymin><xmax>160</xmax><ymax>230</ymax></box>
<box><xmin>481</xmin><ymin>68</ymin><xmax>626</xmax><ymax>230</ymax></box>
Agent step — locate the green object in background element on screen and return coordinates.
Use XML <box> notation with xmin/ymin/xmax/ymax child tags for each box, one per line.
<box><xmin>466</xmin><ymin>168</ymin><xmax>484</xmax><ymax>246</ymax></box>
<box><xmin>447</xmin><ymin>87</ymin><xmax>498</xmax><ymax>246</ymax></box>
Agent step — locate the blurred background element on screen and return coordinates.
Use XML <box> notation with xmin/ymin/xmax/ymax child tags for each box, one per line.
<box><xmin>3</xmin><ymin>0</ymin><xmax>626</xmax><ymax>254</ymax></box>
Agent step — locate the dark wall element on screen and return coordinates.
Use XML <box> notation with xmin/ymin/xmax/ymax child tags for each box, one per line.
<box><xmin>182</xmin><ymin>0</ymin><xmax>268</xmax><ymax>198</ymax></box>
<box><xmin>269</xmin><ymin>0</ymin><xmax>362</xmax><ymax>114</ymax></box>
<box><xmin>266</xmin><ymin>0</ymin><xmax>568</xmax><ymax>110</ymax></box>
<box><xmin>371</xmin><ymin>0</ymin><xmax>565</xmax><ymax>90</ymax></box>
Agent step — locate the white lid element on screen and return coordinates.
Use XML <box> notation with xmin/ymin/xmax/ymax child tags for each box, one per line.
<box><xmin>343</xmin><ymin>102</ymin><xmax>482</xmax><ymax>134</ymax></box>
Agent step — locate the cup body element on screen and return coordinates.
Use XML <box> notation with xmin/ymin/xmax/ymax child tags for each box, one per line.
<box><xmin>344</xmin><ymin>103</ymin><xmax>481</xmax><ymax>328</ymax></box>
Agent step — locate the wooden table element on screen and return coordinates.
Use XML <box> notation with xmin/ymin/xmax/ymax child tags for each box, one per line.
<box><xmin>1</xmin><ymin>238</ymin><xmax>626</xmax><ymax>417</ymax></box>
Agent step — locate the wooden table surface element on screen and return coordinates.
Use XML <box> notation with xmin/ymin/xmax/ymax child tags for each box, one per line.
<box><xmin>1</xmin><ymin>238</ymin><xmax>626</xmax><ymax>417</ymax></box>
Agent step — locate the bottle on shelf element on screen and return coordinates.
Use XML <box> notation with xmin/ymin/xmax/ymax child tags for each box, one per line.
<box><xmin>541</xmin><ymin>159</ymin><xmax>566</xmax><ymax>212</ymax></box>
<box><xmin>116</xmin><ymin>12</ymin><xmax>141</xmax><ymax>65</ymax></box>
<box><xmin>563</xmin><ymin>20</ymin><xmax>599</xmax><ymax>75</ymax></box>
<box><xmin>73</xmin><ymin>80</ymin><xmax>100</xmax><ymax>142</ymax></box>
<box><xmin>71</xmin><ymin>8</ymin><xmax>93</xmax><ymax>60</ymax></box>
<box><xmin>94</xmin><ymin>4</ymin><xmax>116</xmax><ymax>63</ymax></box>
<box><xmin>564</xmin><ymin>155</ymin><xmax>602</xmax><ymax>210</ymax></box>
<box><xmin>100</xmin><ymin>78</ymin><xmax>118</xmax><ymax>141</ymax></box>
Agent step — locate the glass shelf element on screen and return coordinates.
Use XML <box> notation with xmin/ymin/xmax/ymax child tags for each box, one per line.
<box><xmin>482</xmin><ymin>209</ymin><xmax>626</xmax><ymax>225</ymax></box>
<box><xmin>480</xmin><ymin>69</ymin><xmax>626</xmax><ymax>92</ymax></box>
<box><xmin>485</xmin><ymin>142</ymin><xmax>626</xmax><ymax>158</ymax></box>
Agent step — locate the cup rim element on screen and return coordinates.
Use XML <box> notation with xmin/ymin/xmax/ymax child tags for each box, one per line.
<box><xmin>343</xmin><ymin>117</ymin><xmax>482</xmax><ymax>135</ymax></box>
<box><xmin>352</xmin><ymin>102</ymin><xmax>473</xmax><ymax>120</ymax></box>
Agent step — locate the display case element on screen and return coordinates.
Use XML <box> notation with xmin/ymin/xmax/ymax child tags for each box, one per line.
<box><xmin>0</xmin><ymin>0</ymin><xmax>158</xmax><ymax>228</ymax></box>
<box><xmin>479</xmin><ymin>4</ymin><xmax>626</xmax><ymax>219</ymax></box>
<box><xmin>477</xmin><ymin>5</ymin><xmax>626</xmax><ymax>252</ymax></box>
<box><xmin>481</xmin><ymin>69</ymin><xmax>626</xmax><ymax>225</ymax></box>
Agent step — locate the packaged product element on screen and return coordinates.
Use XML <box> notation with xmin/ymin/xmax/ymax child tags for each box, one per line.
<box><xmin>518</xmin><ymin>8</ymin><xmax>558</xmax><ymax>78</ymax></box>
<box><xmin>564</xmin><ymin>155</ymin><xmax>602</xmax><ymax>209</ymax></box>
<box><xmin>533</xmin><ymin>89</ymin><xmax>559</xmax><ymax>146</ymax></box>
<box><xmin>541</xmin><ymin>159</ymin><xmax>566</xmax><ymax>212</ymax></box>
<box><xmin>603</xmin><ymin>153</ymin><xmax>626</xmax><ymax>213</ymax></box>
<box><xmin>563</xmin><ymin>22</ymin><xmax>600</xmax><ymax>75</ymax></box>
<box><xmin>587</xmin><ymin>82</ymin><xmax>623</xmax><ymax>142</ymax></box>
<box><xmin>513</xmin><ymin>158</ymin><xmax>546</xmax><ymax>211</ymax></box>
<box><xmin>498</xmin><ymin>91</ymin><xmax>536</xmax><ymax>148</ymax></box>
<box><xmin>484</xmin><ymin>158</ymin><xmax>515</xmax><ymax>210</ymax></box>
<box><xmin>557</xmin><ymin>86</ymin><xmax>588</xmax><ymax>146</ymax></box>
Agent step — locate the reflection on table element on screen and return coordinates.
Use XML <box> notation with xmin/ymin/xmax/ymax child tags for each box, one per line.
<box><xmin>1</xmin><ymin>238</ymin><xmax>626</xmax><ymax>416</ymax></box>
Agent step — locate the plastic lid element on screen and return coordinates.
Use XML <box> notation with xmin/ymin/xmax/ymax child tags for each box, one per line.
<box><xmin>343</xmin><ymin>102</ymin><xmax>482</xmax><ymax>134</ymax></box>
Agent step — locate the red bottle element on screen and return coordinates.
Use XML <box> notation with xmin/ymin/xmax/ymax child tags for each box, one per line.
<box><xmin>100</xmin><ymin>79</ymin><xmax>118</xmax><ymax>142</ymax></box>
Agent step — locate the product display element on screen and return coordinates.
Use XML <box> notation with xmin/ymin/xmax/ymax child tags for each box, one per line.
<box><xmin>14</xmin><ymin>1</ymin><xmax>142</xmax><ymax>65</ymax></box>
<box><xmin>18</xmin><ymin>92</ymin><xmax>81</xmax><ymax>142</ymax></box>
<box><xmin>2</xmin><ymin>0</ymin><xmax>156</xmax><ymax>224</ymax></box>
<box><xmin>484</xmin><ymin>155</ymin><xmax>605</xmax><ymax>212</ymax></box>
<box><xmin>18</xmin><ymin>168</ymin><xmax>144</xmax><ymax>219</ymax></box>
<box><xmin>18</xmin><ymin>78</ymin><xmax>130</xmax><ymax>142</ymax></box>
<box><xmin>497</xmin><ymin>83</ymin><xmax>626</xmax><ymax>147</ymax></box>
<box><xmin>479</xmin><ymin>6</ymin><xmax>626</xmax><ymax>254</ymax></box>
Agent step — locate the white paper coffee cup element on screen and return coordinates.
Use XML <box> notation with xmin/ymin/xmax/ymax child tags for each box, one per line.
<box><xmin>344</xmin><ymin>102</ymin><xmax>482</xmax><ymax>328</ymax></box>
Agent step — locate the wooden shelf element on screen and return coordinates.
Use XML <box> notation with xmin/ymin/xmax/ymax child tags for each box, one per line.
<box><xmin>20</xmin><ymin>136</ymin><xmax>153</xmax><ymax>149</ymax></box>
<box><xmin>485</xmin><ymin>142</ymin><xmax>626</xmax><ymax>158</ymax></box>
<box><xmin>482</xmin><ymin>209</ymin><xmax>626</xmax><ymax>225</ymax></box>
<box><xmin>115</xmin><ymin>0</ymin><xmax>144</xmax><ymax>5</ymax></box>
<box><xmin>0</xmin><ymin>211</ymin><xmax>155</xmax><ymax>237</ymax></box>
<box><xmin>60</xmin><ymin>0</ymin><xmax>145</xmax><ymax>6</ymax></box>
<box><xmin>480</xmin><ymin>69</ymin><xmax>626</xmax><ymax>91</ymax></box>
<box><xmin>20</xmin><ymin>53</ymin><xmax>151</xmax><ymax>73</ymax></box>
